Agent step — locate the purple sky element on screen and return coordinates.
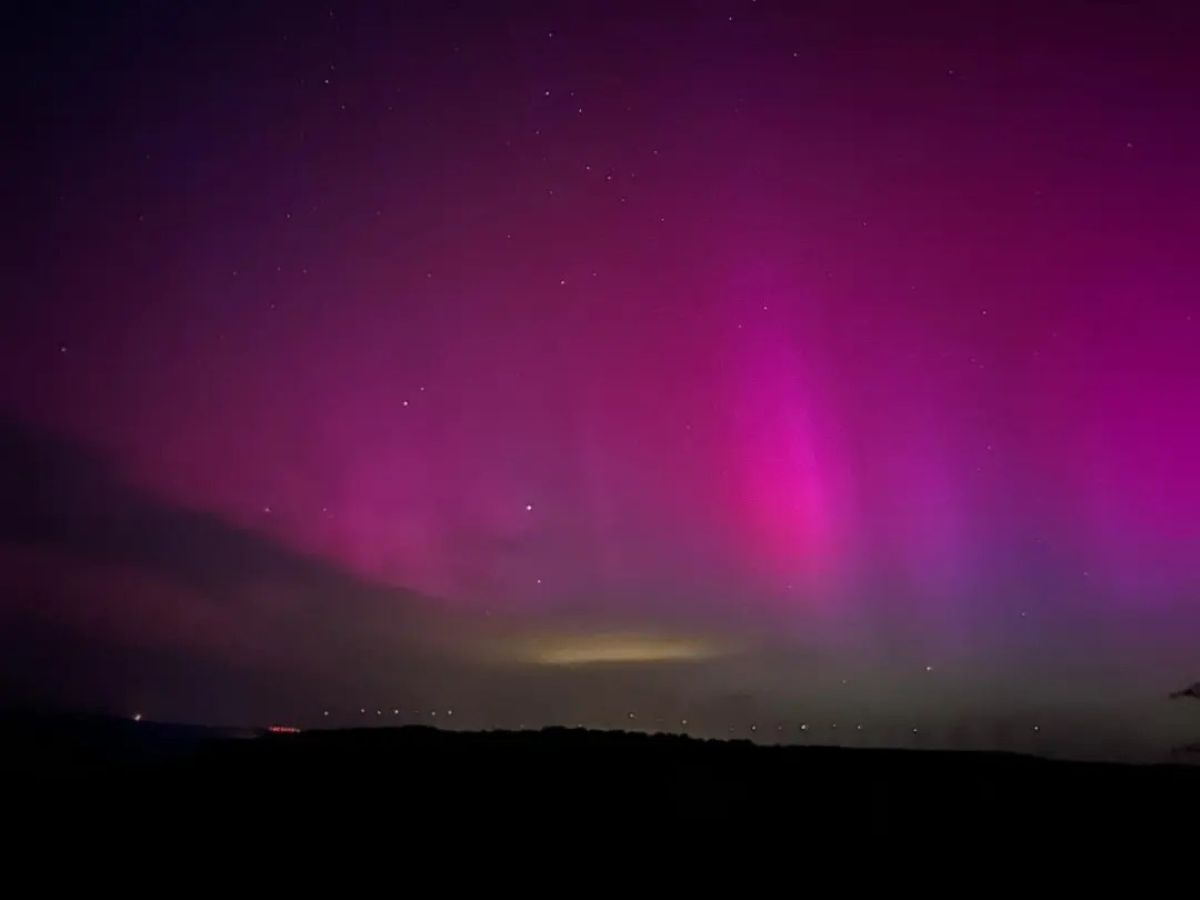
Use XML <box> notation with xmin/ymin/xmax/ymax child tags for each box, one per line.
<box><xmin>3</xmin><ymin>1</ymin><xmax>1198</xmax><ymax>759</ymax></box>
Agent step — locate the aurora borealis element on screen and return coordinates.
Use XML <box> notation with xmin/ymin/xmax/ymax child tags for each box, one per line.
<box><xmin>3</xmin><ymin>1</ymin><xmax>1198</xmax><ymax>759</ymax></box>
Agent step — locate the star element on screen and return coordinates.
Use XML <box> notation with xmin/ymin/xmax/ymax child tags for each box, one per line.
<box><xmin>524</xmin><ymin>503</ymin><xmax>534</xmax><ymax>512</ymax></box>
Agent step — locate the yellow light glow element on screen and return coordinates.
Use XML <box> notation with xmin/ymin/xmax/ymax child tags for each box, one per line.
<box><xmin>520</xmin><ymin>633</ymin><xmax>727</xmax><ymax>666</ymax></box>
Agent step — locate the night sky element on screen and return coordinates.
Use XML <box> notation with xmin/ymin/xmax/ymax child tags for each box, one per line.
<box><xmin>3</xmin><ymin>1</ymin><xmax>1198</xmax><ymax>760</ymax></box>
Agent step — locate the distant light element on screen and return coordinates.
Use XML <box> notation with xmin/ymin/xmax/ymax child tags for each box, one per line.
<box><xmin>831</xmin><ymin>723</ymin><xmax>838</xmax><ymax>729</ymax></box>
<box><xmin>322</xmin><ymin>710</ymin><xmax>329</xmax><ymax>717</ymax></box>
<box><xmin>268</xmin><ymin>725</ymin><xmax>301</xmax><ymax>734</ymax></box>
<box><xmin>132</xmin><ymin>713</ymin><xmax>142</xmax><ymax>722</ymax></box>
<box><xmin>393</xmin><ymin>709</ymin><xmax>399</xmax><ymax>715</ymax></box>
<box><xmin>627</xmin><ymin>712</ymin><xmax>636</xmax><ymax>720</ymax></box>
<box><xmin>1033</xmin><ymin>725</ymin><xmax>1040</xmax><ymax>733</ymax></box>
<box><xmin>430</xmin><ymin>710</ymin><xmax>438</xmax><ymax>717</ymax></box>
<box><xmin>800</xmin><ymin>723</ymin><xmax>808</xmax><ymax>731</ymax></box>
<box><xmin>524</xmin><ymin>503</ymin><xmax>534</xmax><ymax>512</ymax></box>
<box><xmin>359</xmin><ymin>708</ymin><xmax>366</xmax><ymax>714</ymax></box>
<box><xmin>375</xmin><ymin>709</ymin><xmax>381</xmax><ymax>716</ymax></box>
<box><xmin>925</xmin><ymin>665</ymin><xmax>933</xmax><ymax>672</ymax></box>
<box><xmin>856</xmin><ymin>724</ymin><xmax>863</xmax><ymax>731</ymax></box>
<box><xmin>750</xmin><ymin>724</ymin><xmax>757</xmax><ymax>732</ymax></box>
<box><xmin>446</xmin><ymin>709</ymin><xmax>453</xmax><ymax>716</ymax></box>
<box><xmin>681</xmin><ymin>719</ymin><xmax>688</xmax><ymax>727</ymax></box>
<box><xmin>526</xmin><ymin>633</ymin><xmax>724</xmax><ymax>666</ymax></box>
<box><xmin>912</xmin><ymin>727</ymin><xmax>919</xmax><ymax>734</ymax></box>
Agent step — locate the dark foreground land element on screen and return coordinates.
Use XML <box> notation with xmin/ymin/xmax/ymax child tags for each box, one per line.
<box><xmin>5</xmin><ymin>711</ymin><xmax>1198</xmax><ymax>853</ymax></box>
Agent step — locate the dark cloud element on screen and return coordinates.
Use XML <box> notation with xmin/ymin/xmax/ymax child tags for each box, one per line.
<box><xmin>1170</xmin><ymin>683</ymin><xmax>1200</xmax><ymax>701</ymax></box>
<box><xmin>0</xmin><ymin>417</ymin><xmax>451</xmax><ymax>721</ymax></box>
<box><xmin>0</xmin><ymin>417</ymin><xmax>395</xmax><ymax>600</ymax></box>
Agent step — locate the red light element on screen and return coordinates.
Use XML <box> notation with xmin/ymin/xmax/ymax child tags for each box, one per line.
<box><xmin>267</xmin><ymin>725</ymin><xmax>301</xmax><ymax>734</ymax></box>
